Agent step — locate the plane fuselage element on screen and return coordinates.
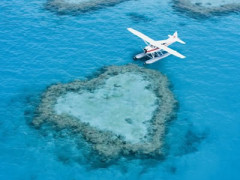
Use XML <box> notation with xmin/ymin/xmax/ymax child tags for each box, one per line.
<box><xmin>144</xmin><ymin>36</ymin><xmax>176</xmax><ymax>54</ymax></box>
<box><xmin>127</xmin><ymin>28</ymin><xmax>186</xmax><ymax>63</ymax></box>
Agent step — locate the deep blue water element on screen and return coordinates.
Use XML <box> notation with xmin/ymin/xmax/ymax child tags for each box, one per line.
<box><xmin>1</xmin><ymin>0</ymin><xmax>240</xmax><ymax>179</ymax></box>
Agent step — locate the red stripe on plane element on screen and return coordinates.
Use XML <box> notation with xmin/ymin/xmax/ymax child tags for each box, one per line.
<box><xmin>147</xmin><ymin>48</ymin><xmax>159</xmax><ymax>53</ymax></box>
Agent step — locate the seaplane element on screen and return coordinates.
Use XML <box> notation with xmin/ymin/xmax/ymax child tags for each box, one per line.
<box><xmin>127</xmin><ymin>28</ymin><xmax>186</xmax><ymax>64</ymax></box>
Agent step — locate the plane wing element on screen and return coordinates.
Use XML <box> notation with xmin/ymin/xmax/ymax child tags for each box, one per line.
<box><xmin>127</xmin><ymin>28</ymin><xmax>185</xmax><ymax>59</ymax></box>
<box><xmin>154</xmin><ymin>43</ymin><xmax>186</xmax><ymax>59</ymax></box>
<box><xmin>127</xmin><ymin>28</ymin><xmax>156</xmax><ymax>45</ymax></box>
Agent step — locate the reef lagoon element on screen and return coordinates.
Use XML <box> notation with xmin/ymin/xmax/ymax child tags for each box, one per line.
<box><xmin>1</xmin><ymin>0</ymin><xmax>240</xmax><ymax>179</ymax></box>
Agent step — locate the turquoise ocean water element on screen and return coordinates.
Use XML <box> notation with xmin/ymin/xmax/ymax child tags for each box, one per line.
<box><xmin>0</xmin><ymin>0</ymin><xmax>240</xmax><ymax>179</ymax></box>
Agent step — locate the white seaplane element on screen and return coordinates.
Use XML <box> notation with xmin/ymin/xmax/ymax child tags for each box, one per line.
<box><xmin>127</xmin><ymin>28</ymin><xmax>186</xmax><ymax>64</ymax></box>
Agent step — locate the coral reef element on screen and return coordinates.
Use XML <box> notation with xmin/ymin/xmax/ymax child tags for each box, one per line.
<box><xmin>46</xmin><ymin>0</ymin><xmax>128</xmax><ymax>14</ymax></box>
<box><xmin>173</xmin><ymin>0</ymin><xmax>240</xmax><ymax>17</ymax></box>
<box><xmin>32</xmin><ymin>64</ymin><xmax>177</xmax><ymax>161</ymax></box>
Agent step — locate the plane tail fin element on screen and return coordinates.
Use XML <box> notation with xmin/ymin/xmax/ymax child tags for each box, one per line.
<box><xmin>172</xmin><ymin>31</ymin><xmax>186</xmax><ymax>44</ymax></box>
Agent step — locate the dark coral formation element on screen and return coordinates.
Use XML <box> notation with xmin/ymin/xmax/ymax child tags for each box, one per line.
<box><xmin>32</xmin><ymin>64</ymin><xmax>177</xmax><ymax>161</ymax></box>
<box><xmin>46</xmin><ymin>0</ymin><xmax>128</xmax><ymax>14</ymax></box>
<box><xmin>173</xmin><ymin>0</ymin><xmax>240</xmax><ymax>18</ymax></box>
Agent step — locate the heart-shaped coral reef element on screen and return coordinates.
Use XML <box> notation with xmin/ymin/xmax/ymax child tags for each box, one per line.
<box><xmin>32</xmin><ymin>64</ymin><xmax>177</xmax><ymax>161</ymax></box>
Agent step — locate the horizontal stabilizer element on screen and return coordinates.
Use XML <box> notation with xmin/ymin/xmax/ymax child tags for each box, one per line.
<box><xmin>176</xmin><ymin>37</ymin><xmax>186</xmax><ymax>44</ymax></box>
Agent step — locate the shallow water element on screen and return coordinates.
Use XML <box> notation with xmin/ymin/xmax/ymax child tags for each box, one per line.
<box><xmin>0</xmin><ymin>0</ymin><xmax>240</xmax><ymax>179</ymax></box>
